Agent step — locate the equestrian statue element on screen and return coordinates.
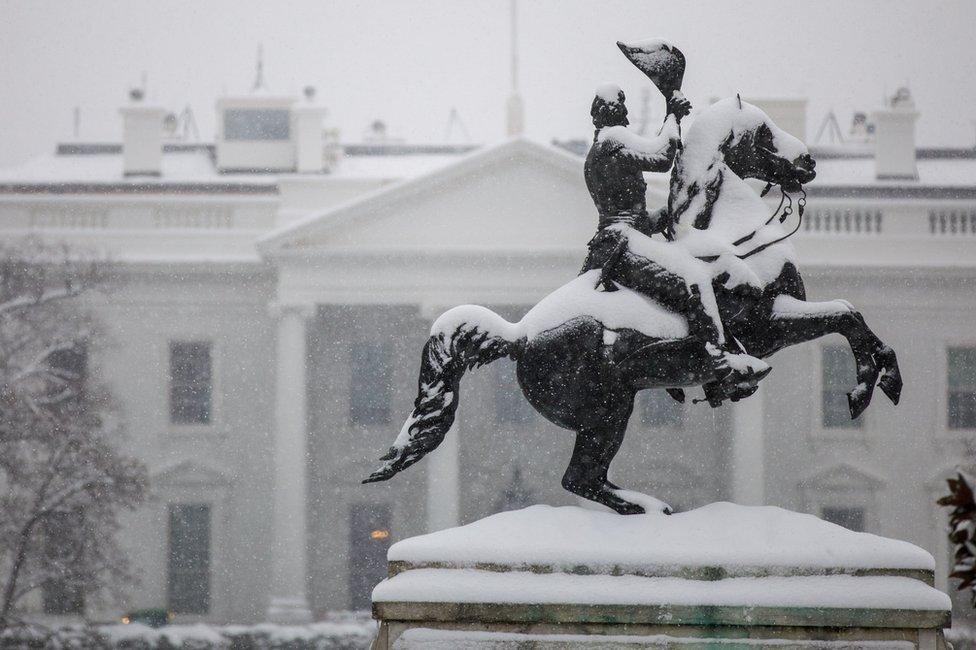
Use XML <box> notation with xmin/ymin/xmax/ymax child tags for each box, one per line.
<box><xmin>363</xmin><ymin>38</ymin><xmax>902</xmax><ymax>515</ymax></box>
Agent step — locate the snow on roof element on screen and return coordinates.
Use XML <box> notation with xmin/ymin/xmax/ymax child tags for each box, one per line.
<box><xmin>0</xmin><ymin>145</ymin><xmax>470</xmax><ymax>188</ymax></box>
<box><xmin>810</xmin><ymin>156</ymin><xmax>976</xmax><ymax>187</ymax></box>
<box><xmin>0</xmin><ymin>150</ymin><xmax>222</xmax><ymax>184</ymax></box>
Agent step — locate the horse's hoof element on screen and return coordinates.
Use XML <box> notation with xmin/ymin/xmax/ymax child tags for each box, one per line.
<box><xmin>878</xmin><ymin>372</ymin><xmax>902</xmax><ymax>405</ymax></box>
<box><xmin>613</xmin><ymin>502</ymin><xmax>647</xmax><ymax>515</ymax></box>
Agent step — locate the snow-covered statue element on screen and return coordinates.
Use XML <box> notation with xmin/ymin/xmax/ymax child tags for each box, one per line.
<box><xmin>364</xmin><ymin>39</ymin><xmax>902</xmax><ymax>516</ymax></box>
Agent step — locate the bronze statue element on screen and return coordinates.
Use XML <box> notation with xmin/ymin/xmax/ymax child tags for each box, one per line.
<box><xmin>363</xmin><ymin>39</ymin><xmax>901</xmax><ymax>515</ymax></box>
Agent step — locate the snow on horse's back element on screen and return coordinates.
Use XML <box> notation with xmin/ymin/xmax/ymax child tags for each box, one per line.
<box><xmin>520</xmin><ymin>271</ymin><xmax>688</xmax><ymax>342</ymax></box>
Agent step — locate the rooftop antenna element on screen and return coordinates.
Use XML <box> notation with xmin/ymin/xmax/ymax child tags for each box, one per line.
<box><xmin>505</xmin><ymin>0</ymin><xmax>525</xmax><ymax>136</ymax></box>
<box><xmin>72</xmin><ymin>106</ymin><xmax>80</xmax><ymax>140</ymax></box>
<box><xmin>253</xmin><ymin>44</ymin><xmax>266</xmax><ymax>92</ymax></box>
<box><xmin>814</xmin><ymin>110</ymin><xmax>844</xmax><ymax>144</ymax></box>
<box><xmin>444</xmin><ymin>107</ymin><xmax>471</xmax><ymax>142</ymax></box>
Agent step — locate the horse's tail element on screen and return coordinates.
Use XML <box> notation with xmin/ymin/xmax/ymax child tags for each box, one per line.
<box><xmin>363</xmin><ymin>305</ymin><xmax>519</xmax><ymax>484</ymax></box>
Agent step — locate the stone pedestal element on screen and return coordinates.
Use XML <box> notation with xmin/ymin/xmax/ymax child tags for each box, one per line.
<box><xmin>370</xmin><ymin>501</ymin><xmax>950</xmax><ymax>649</ymax></box>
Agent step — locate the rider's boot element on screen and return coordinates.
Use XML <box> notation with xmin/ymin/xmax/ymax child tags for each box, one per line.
<box><xmin>684</xmin><ymin>287</ymin><xmax>770</xmax><ymax>405</ymax></box>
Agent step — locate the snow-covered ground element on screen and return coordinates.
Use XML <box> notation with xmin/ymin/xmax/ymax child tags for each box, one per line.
<box><xmin>0</xmin><ymin>613</ymin><xmax>377</xmax><ymax>649</ymax></box>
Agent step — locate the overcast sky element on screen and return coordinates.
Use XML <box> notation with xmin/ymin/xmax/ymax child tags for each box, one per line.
<box><xmin>1</xmin><ymin>0</ymin><xmax>974</xmax><ymax>167</ymax></box>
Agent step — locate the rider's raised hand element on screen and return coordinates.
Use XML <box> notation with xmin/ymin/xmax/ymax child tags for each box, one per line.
<box><xmin>667</xmin><ymin>91</ymin><xmax>692</xmax><ymax>122</ymax></box>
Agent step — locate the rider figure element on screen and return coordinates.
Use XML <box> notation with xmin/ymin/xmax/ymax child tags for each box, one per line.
<box><xmin>581</xmin><ymin>84</ymin><xmax>769</xmax><ymax>401</ymax></box>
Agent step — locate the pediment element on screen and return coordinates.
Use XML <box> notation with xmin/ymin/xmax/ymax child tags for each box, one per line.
<box><xmin>152</xmin><ymin>459</ymin><xmax>232</xmax><ymax>486</ymax></box>
<box><xmin>260</xmin><ymin>137</ymin><xmax>669</xmax><ymax>256</ymax></box>
<box><xmin>798</xmin><ymin>462</ymin><xmax>885</xmax><ymax>491</ymax></box>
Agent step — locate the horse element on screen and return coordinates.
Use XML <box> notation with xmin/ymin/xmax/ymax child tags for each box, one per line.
<box><xmin>363</xmin><ymin>97</ymin><xmax>902</xmax><ymax>516</ymax></box>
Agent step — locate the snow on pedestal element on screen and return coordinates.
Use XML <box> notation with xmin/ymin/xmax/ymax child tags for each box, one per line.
<box><xmin>370</xmin><ymin>501</ymin><xmax>950</xmax><ymax>649</ymax></box>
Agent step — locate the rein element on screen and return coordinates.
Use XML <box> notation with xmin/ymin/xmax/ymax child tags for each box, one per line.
<box><xmin>695</xmin><ymin>184</ymin><xmax>806</xmax><ymax>262</ymax></box>
<box><xmin>737</xmin><ymin>185</ymin><xmax>806</xmax><ymax>259</ymax></box>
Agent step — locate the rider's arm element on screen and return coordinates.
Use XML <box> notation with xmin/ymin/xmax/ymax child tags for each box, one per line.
<box><xmin>598</xmin><ymin>115</ymin><xmax>681</xmax><ymax>172</ymax></box>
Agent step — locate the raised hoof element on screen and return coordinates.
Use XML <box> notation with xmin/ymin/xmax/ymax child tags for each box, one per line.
<box><xmin>875</xmin><ymin>346</ymin><xmax>902</xmax><ymax>405</ymax></box>
<box><xmin>878</xmin><ymin>371</ymin><xmax>902</xmax><ymax>405</ymax></box>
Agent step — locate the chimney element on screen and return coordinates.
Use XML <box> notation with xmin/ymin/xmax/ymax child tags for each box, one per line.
<box><xmin>871</xmin><ymin>87</ymin><xmax>918</xmax><ymax>180</ymax></box>
<box><xmin>120</xmin><ymin>89</ymin><xmax>165</xmax><ymax>176</ymax></box>
<box><xmin>292</xmin><ymin>86</ymin><xmax>328</xmax><ymax>173</ymax></box>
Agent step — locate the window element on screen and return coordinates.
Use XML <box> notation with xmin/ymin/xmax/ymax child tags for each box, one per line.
<box><xmin>223</xmin><ymin>109</ymin><xmax>290</xmax><ymax>141</ymax></box>
<box><xmin>350</xmin><ymin>342</ymin><xmax>392</xmax><ymax>425</ymax></box>
<box><xmin>167</xmin><ymin>504</ymin><xmax>211</xmax><ymax>615</ymax></box>
<box><xmin>48</xmin><ymin>343</ymin><xmax>87</xmax><ymax>395</ymax></box>
<box><xmin>348</xmin><ymin>503</ymin><xmax>391</xmax><ymax>610</ymax></box>
<box><xmin>495</xmin><ymin>361</ymin><xmax>534</xmax><ymax>424</ymax></box>
<box><xmin>948</xmin><ymin>347</ymin><xmax>976</xmax><ymax>429</ymax></box>
<box><xmin>169</xmin><ymin>342</ymin><xmax>212</xmax><ymax>425</ymax></box>
<box><xmin>821</xmin><ymin>506</ymin><xmax>864</xmax><ymax>532</ymax></box>
<box><xmin>641</xmin><ymin>390</ymin><xmax>683</xmax><ymax>428</ymax></box>
<box><xmin>41</xmin><ymin>510</ymin><xmax>85</xmax><ymax>615</ymax></box>
<box><xmin>822</xmin><ymin>347</ymin><xmax>862</xmax><ymax>429</ymax></box>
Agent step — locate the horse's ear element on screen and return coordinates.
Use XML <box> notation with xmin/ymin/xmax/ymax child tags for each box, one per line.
<box><xmin>736</xmin><ymin>93</ymin><xmax>742</xmax><ymax>109</ymax></box>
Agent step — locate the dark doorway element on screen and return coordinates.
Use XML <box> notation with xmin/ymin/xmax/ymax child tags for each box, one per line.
<box><xmin>348</xmin><ymin>502</ymin><xmax>392</xmax><ymax>610</ymax></box>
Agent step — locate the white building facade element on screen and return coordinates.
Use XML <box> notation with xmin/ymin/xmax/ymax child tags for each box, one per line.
<box><xmin>1</xmin><ymin>89</ymin><xmax>975</xmax><ymax>623</ymax></box>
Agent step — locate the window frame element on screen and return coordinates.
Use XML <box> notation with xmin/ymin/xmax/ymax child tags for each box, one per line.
<box><xmin>820</xmin><ymin>344</ymin><xmax>865</xmax><ymax>431</ymax></box>
<box><xmin>40</xmin><ymin>509</ymin><xmax>86</xmax><ymax>616</ymax></box>
<box><xmin>222</xmin><ymin>108</ymin><xmax>291</xmax><ymax>141</ymax></box>
<box><xmin>820</xmin><ymin>505</ymin><xmax>866</xmax><ymax>532</ymax></box>
<box><xmin>810</xmin><ymin>339</ymin><xmax>868</xmax><ymax>438</ymax></box>
<box><xmin>934</xmin><ymin>340</ymin><xmax>976</xmax><ymax>439</ymax></box>
<box><xmin>167</xmin><ymin>340</ymin><xmax>218</xmax><ymax>431</ymax></box>
<box><xmin>947</xmin><ymin>346</ymin><xmax>976</xmax><ymax>431</ymax></box>
<box><xmin>348</xmin><ymin>340</ymin><xmax>393</xmax><ymax>427</ymax></box>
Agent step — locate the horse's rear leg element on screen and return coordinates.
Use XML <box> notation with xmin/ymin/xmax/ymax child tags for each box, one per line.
<box><xmin>562</xmin><ymin>416</ymin><xmax>653</xmax><ymax>515</ymax></box>
<box><xmin>764</xmin><ymin>296</ymin><xmax>902</xmax><ymax>418</ymax></box>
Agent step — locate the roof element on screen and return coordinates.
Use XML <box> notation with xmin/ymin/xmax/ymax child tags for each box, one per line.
<box><xmin>259</xmin><ymin>137</ymin><xmax>593</xmax><ymax>254</ymax></box>
<box><xmin>0</xmin><ymin>142</ymin><xmax>476</xmax><ymax>194</ymax></box>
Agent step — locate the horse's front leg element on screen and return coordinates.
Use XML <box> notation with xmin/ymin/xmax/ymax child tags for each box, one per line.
<box><xmin>756</xmin><ymin>295</ymin><xmax>901</xmax><ymax>419</ymax></box>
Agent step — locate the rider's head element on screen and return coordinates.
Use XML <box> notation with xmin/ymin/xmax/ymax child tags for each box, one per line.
<box><xmin>591</xmin><ymin>84</ymin><xmax>628</xmax><ymax>129</ymax></box>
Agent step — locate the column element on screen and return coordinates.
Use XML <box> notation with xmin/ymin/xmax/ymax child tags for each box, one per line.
<box><xmin>419</xmin><ymin>302</ymin><xmax>461</xmax><ymax>533</ymax></box>
<box><xmin>425</xmin><ymin>428</ymin><xmax>460</xmax><ymax>532</ymax></box>
<box><xmin>730</xmin><ymin>383</ymin><xmax>766</xmax><ymax>506</ymax></box>
<box><xmin>267</xmin><ymin>302</ymin><xmax>314</xmax><ymax>623</ymax></box>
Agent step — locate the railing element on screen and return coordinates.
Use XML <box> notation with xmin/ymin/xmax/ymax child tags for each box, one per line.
<box><xmin>804</xmin><ymin>209</ymin><xmax>883</xmax><ymax>234</ymax></box>
<box><xmin>929</xmin><ymin>210</ymin><xmax>976</xmax><ymax>236</ymax></box>
<box><xmin>152</xmin><ymin>206</ymin><xmax>234</xmax><ymax>229</ymax></box>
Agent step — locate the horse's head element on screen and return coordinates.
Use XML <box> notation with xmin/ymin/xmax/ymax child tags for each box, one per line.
<box><xmin>685</xmin><ymin>97</ymin><xmax>816</xmax><ymax>191</ymax></box>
